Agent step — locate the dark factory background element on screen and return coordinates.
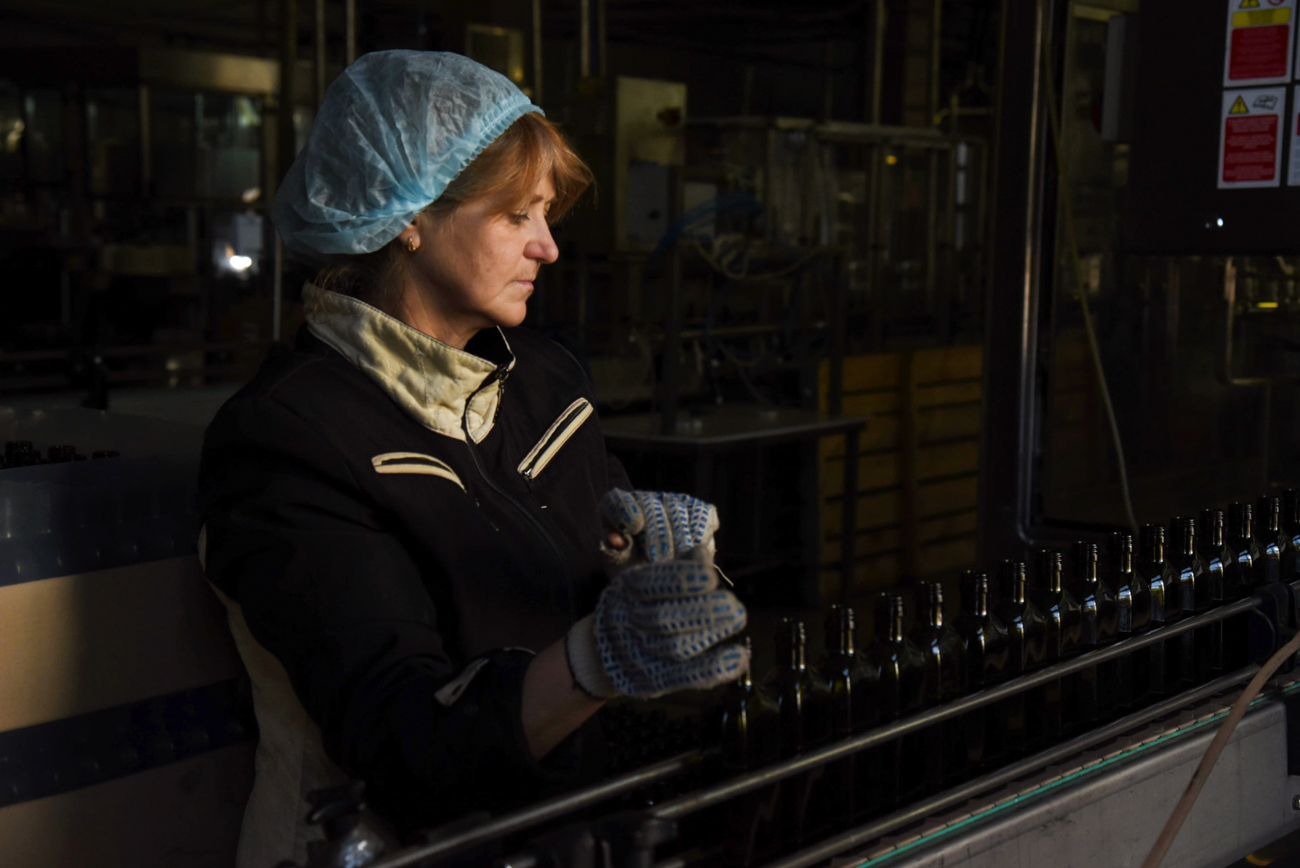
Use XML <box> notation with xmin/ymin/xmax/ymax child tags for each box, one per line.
<box><xmin>4</xmin><ymin>0</ymin><xmax>1300</xmax><ymax>865</ymax></box>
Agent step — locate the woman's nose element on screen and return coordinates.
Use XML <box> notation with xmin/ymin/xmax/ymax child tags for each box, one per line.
<box><xmin>526</xmin><ymin>222</ymin><xmax>559</xmax><ymax>264</ymax></box>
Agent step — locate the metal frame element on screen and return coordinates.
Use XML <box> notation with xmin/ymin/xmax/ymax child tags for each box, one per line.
<box><xmin>977</xmin><ymin>0</ymin><xmax>1088</xmax><ymax>562</ymax></box>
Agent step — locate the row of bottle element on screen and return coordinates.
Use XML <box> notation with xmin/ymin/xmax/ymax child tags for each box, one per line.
<box><xmin>702</xmin><ymin>493</ymin><xmax>1300</xmax><ymax>863</ymax></box>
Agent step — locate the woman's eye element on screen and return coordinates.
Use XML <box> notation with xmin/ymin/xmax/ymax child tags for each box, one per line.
<box><xmin>510</xmin><ymin>212</ymin><xmax>529</xmax><ymax>224</ymax></box>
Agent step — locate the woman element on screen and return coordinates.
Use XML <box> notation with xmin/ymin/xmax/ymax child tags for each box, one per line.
<box><xmin>198</xmin><ymin>51</ymin><xmax>747</xmax><ymax>867</ymax></box>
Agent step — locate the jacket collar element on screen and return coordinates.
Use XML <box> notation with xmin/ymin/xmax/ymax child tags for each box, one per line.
<box><xmin>302</xmin><ymin>283</ymin><xmax>515</xmax><ymax>442</ymax></box>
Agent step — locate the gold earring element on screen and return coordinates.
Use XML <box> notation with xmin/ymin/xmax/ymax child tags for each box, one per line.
<box><xmin>405</xmin><ymin>237</ymin><xmax>418</xmax><ymax>252</ymax></box>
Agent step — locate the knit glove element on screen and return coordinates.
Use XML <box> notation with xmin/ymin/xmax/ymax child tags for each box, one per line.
<box><xmin>599</xmin><ymin>489</ymin><xmax>720</xmax><ymax>573</ymax></box>
<box><xmin>566</xmin><ymin>559</ymin><xmax>748</xmax><ymax>699</ymax></box>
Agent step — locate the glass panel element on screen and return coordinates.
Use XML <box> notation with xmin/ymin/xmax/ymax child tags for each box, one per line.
<box><xmin>23</xmin><ymin>89</ymin><xmax>63</xmax><ymax>184</ymax></box>
<box><xmin>1039</xmin><ymin>11</ymin><xmax>1300</xmax><ymax>527</ymax></box>
<box><xmin>197</xmin><ymin>93</ymin><xmax>262</xmax><ymax>201</ymax></box>
<box><xmin>85</xmin><ymin>88</ymin><xmax>140</xmax><ymax>196</ymax></box>
<box><xmin>151</xmin><ymin>91</ymin><xmax>262</xmax><ymax>201</ymax></box>
<box><xmin>0</xmin><ymin>81</ymin><xmax>23</xmax><ymax>184</ymax></box>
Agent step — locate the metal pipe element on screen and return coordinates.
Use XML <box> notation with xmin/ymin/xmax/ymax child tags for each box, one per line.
<box><xmin>138</xmin><ymin>85</ymin><xmax>151</xmax><ymax>197</ymax></box>
<box><xmin>531</xmin><ymin>0</ymin><xmax>543</xmax><ymax>102</ymax></box>
<box><xmin>359</xmin><ymin>751</ymin><xmax>706</xmax><ymax>868</ymax></box>
<box><xmin>272</xmin><ymin>234</ymin><xmax>283</xmax><ymax>342</ymax></box>
<box><xmin>753</xmin><ymin>666</ymin><xmax>1263</xmax><ymax>868</ymax></box>
<box><xmin>650</xmin><ymin>596</ymin><xmax>1261</xmax><ymax>821</ymax></box>
<box><xmin>345</xmin><ymin>0</ymin><xmax>356</xmax><ymax>65</ymax></box>
<box><xmin>315</xmin><ymin>0</ymin><xmax>326</xmax><ymax>107</ymax></box>
<box><xmin>579</xmin><ymin>0</ymin><xmax>590</xmax><ymax>78</ymax></box>
<box><xmin>597</xmin><ymin>0</ymin><xmax>607</xmax><ymax>77</ymax></box>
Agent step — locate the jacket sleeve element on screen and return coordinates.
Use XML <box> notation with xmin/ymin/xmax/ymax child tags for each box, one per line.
<box><xmin>200</xmin><ymin>395</ymin><xmax>583</xmax><ymax>830</ymax></box>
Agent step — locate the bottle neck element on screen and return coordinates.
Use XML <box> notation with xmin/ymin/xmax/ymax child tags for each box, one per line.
<box><xmin>1113</xmin><ymin>535</ymin><xmax>1134</xmax><ymax>574</ymax></box>
<box><xmin>827</xmin><ymin>606</ymin><xmax>855</xmax><ymax>656</ymax></box>
<box><xmin>1174</xmin><ymin>519</ymin><xmax>1196</xmax><ymax>558</ymax></box>
<box><xmin>925</xmin><ymin>585</ymin><xmax>944</xmax><ymax>628</ymax></box>
<box><xmin>1230</xmin><ymin>504</ymin><xmax>1254</xmax><ymax>541</ymax></box>
<box><xmin>1203</xmin><ymin>511</ymin><xmax>1225</xmax><ymax>548</ymax></box>
<box><xmin>1003</xmin><ymin>562</ymin><xmax>1027</xmax><ymax>604</ymax></box>
<box><xmin>1074</xmin><ymin>543</ymin><xmax>1099</xmax><ymax>589</ymax></box>
<box><xmin>1139</xmin><ymin>526</ymin><xmax>1165</xmax><ymax>565</ymax></box>
<box><xmin>1040</xmin><ymin>553</ymin><xmax>1063</xmax><ymax>594</ymax></box>
<box><xmin>967</xmin><ymin>576</ymin><xmax>989</xmax><ymax>617</ymax></box>
<box><xmin>877</xmin><ymin>596</ymin><xmax>906</xmax><ymax>644</ymax></box>
<box><xmin>779</xmin><ymin>620</ymin><xmax>806</xmax><ymax>672</ymax></box>
<box><xmin>1259</xmin><ymin>498</ymin><xmax>1280</xmax><ymax>534</ymax></box>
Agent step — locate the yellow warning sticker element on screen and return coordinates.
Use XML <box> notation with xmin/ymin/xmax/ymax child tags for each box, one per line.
<box><xmin>1240</xmin><ymin>0</ymin><xmax>1260</xmax><ymax>8</ymax></box>
<box><xmin>1233</xmin><ymin>8</ymin><xmax>1291</xmax><ymax>26</ymax></box>
<box><xmin>1230</xmin><ymin>95</ymin><xmax>1250</xmax><ymax>114</ymax></box>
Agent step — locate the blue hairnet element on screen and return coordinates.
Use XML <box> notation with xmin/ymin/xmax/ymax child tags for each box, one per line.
<box><xmin>273</xmin><ymin>50</ymin><xmax>543</xmax><ymax>255</ymax></box>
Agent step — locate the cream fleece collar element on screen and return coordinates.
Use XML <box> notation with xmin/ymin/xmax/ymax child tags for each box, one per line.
<box><xmin>302</xmin><ymin>283</ymin><xmax>515</xmax><ymax>442</ymax></box>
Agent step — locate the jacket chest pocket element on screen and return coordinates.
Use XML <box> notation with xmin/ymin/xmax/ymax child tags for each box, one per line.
<box><xmin>517</xmin><ymin>398</ymin><xmax>593</xmax><ymax>481</ymax></box>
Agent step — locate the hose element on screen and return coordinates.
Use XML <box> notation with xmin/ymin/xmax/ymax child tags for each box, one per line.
<box><xmin>1139</xmin><ymin>627</ymin><xmax>1300</xmax><ymax>868</ymax></box>
<box><xmin>1037</xmin><ymin>2</ymin><xmax>1140</xmax><ymax>534</ymax></box>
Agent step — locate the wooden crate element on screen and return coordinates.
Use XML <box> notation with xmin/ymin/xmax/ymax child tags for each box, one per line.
<box><xmin>818</xmin><ymin>346</ymin><xmax>982</xmax><ymax>603</ymax></box>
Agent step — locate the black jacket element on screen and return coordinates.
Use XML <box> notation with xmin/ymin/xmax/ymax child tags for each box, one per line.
<box><xmin>200</xmin><ymin>291</ymin><xmax>627</xmax><ymax>835</ymax></box>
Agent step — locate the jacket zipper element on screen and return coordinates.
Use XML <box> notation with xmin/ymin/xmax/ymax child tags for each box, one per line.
<box><xmin>461</xmin><ymin>365</ymin><xmax>571</xmax><ymax>587</ymax></box>
<box><xmin>518</xmin><ymin>398</ymin><xmax>593</xmax><ymax>481</ymax></box>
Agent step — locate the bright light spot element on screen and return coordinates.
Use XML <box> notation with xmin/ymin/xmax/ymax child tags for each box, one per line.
<box><xmin>886</xmin><ymin>154</ymin><xmax>899</xmax><ymax>166</ymax></box>
<box><xmin>228</xmin><ymin>255</ymin><xmax>253</xmax><ymax>271</ymax></box>
<box><xmin>241</xmin><ymin>186</ymin><xmax>262</xmax><ymax>204</ymax></box>
<box><xmin>1216</xmin><ymin>217</ymin><xmax>1225</xmax><ymax>227</ymax></box>
<box><xmin>1257</xmin><ymin>301</ymin><xmax>1279</xmax><ymax>309</ymax></box>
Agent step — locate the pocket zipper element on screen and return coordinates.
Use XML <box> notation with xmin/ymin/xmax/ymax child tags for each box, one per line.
<box><xmin>517</xmin><ymin>398</ymin><xmax>594</xmax><ymax>481</ymax></box>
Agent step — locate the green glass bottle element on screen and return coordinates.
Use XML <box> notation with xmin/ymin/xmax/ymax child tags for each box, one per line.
<box><xmin>709</xmin><ymin>636</ymin><xmax>782</xmax><ymax>866</ymax></box>
<box><xmin>1254</xmin><ymin>496</ymin><xmax>1284</xmax><ymax>587</ymax></box>
<box><xmin>1168</xmin><ymin>518</ymin><xmax>1205</xmax><ymax>686</ymax></box>
<box><xmin>910</xmin><ymin>581</ymin><xmax>967</xmax><ymax>789</ymax></box>
<box><xmin>1198</xmin><ymin>509</ymin><xmax>1229</xmax><ymax>673</ymax></box>
<box><xmin>1282</xmin><ymin>490</ymin><xmax>1300</xmax><ymax>585</ymax></box>
<box><xmin>1136</xmin><ymin>525</ymin><xmax>1170</xmax><ymax>697</ymax></box>
<box><xmin>1072</xmin><ymin>542</ymin><xmax>1118</xmax><ymax>722</ymax></box>
<box><xmin>1032</xmin><ymin>550</ymin><xmax>1082</xmax><ymax>737</ymax></box>
<box><xmin>864</xmin><ymin>594</ymin><xmax>927</xmax><ymax>810</ymax></box>
<box><xmin>766</xmin><ymin>619</ymin><xmax>832</xmax><ymax>846</ymax></box>
<box><xmin>953</xmin><ymin>570</ymin><xmax>1009</xmax><ymax>771</ymax></box>
<box><xmin>994</xmin><ymin>560</ymin><xmax>1048</xmax><ymax>755</ymax></box>
<box><xmin>1108</xmin><ymin>532</ymin><xmax>1144</xmax><ymax>708</ymax></box>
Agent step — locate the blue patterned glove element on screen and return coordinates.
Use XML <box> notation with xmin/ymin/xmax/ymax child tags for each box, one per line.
<box><xmin>599</xmin><ymin>489</ymin><xmax>720</xmax><ymax>571</ymax></box>
<box><xmin>566</xmin><ymin>559</ymin><xmax>748</xmax><ymax>699</ymax></box>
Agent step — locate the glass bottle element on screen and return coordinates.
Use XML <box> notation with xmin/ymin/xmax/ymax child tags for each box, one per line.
<box><xmin>709</xmin><ymin>637</ymin><xmax>782</xmax><ymax>866</ymax></box>
<box><xmin>1282</xmin><ymin>490</ymin><xmax>1300</xmax><ymax>585</ymax></box>
<box><xmin>864</xmin><ymin>594</ymin><xmax>927</xmax><ymax>810</ymax></box>
<box><xmin>767</xmin><ymin>619</ymin><xmax>832</xmax><ymax>846</ymax></box>
<box><xmin>1135</xmin><ymin>525</ymin><xmax>1170</xmax><ymax>696</ymax></box>
<box><xmin>1168</xmin><ymin>517</ymin><xmax>1208</xmax><ymax>686</ymax></box>
<box><xmin>1225</xmin><ymin>503</ymin><xmax>1257</xmax><ymax>670</ymax></box>
<box><xmin>1254</xmin><ymin>496</ymin><xmax>1284</xmax><ymax>587</ymax></box>
<box><xmin>1108</xmin><ymin>532</ymin><xmax>1144</xmax><ymax>708</ymax></box>
<box><xmin>1198</xmin><ymin>509</ymin><xmax>1231</xmax><ymax>673</ymax></box>
<box><xmin>910</xmin><ymin>581</ymin><xmax>967</xmax><ymax>789</ymax></box>
<box><xmin>1072</xmin><ymin>542</ymin><xmax>1118</xmax><ymax>722</ymax></box>
<box><xmin>994</xmin><ymin>560</ymin><xmax>1047</xmax><ymax>755</ymax></box>
<box><xmin>954</xmin><ymin>570</ymin><xmax>1009</xmax><ymax>771</ymax></box>
<box><xmin>816</xmin><ymin>605</ymin><xmax>860</xmax><ymax>826</ymax></box>
<box><xmin>1033</xmin><ymin>550</ymin><xmax>1082</xmax><ymax>737</ymax></box>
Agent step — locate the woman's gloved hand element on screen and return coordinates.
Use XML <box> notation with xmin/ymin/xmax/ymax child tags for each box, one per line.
<box><xmin>565</xmin><ymin>559</ymin><xmax>748</xmax><ymax>699</ymax></box>
<box><xmin>599</xmin><ymin>489</ymin><xmax>720</xmax><ymax>572</ymax></box>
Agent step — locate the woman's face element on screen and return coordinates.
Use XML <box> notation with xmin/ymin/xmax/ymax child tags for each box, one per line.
<box><xmin>402</xmin><ymin>173</ymin><xmax>559</xmax><ymax>346</ymax></box>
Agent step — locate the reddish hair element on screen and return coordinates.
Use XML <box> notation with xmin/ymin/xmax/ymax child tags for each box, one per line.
<box><xmin>316</xmin><ymin>113</ymin><xmax>592</xmax><ymax>311</ymax></box>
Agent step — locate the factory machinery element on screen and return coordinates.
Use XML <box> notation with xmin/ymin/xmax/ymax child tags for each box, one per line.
<box><xmin>4</xmin><ymin>408</ymin><xmax>1300</xmax><ymax>868</ymax></box>
<box><xmin>279</xmin><ymin>500</ymin><xmax>1300</xmax><ymax>868</ymax></box>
